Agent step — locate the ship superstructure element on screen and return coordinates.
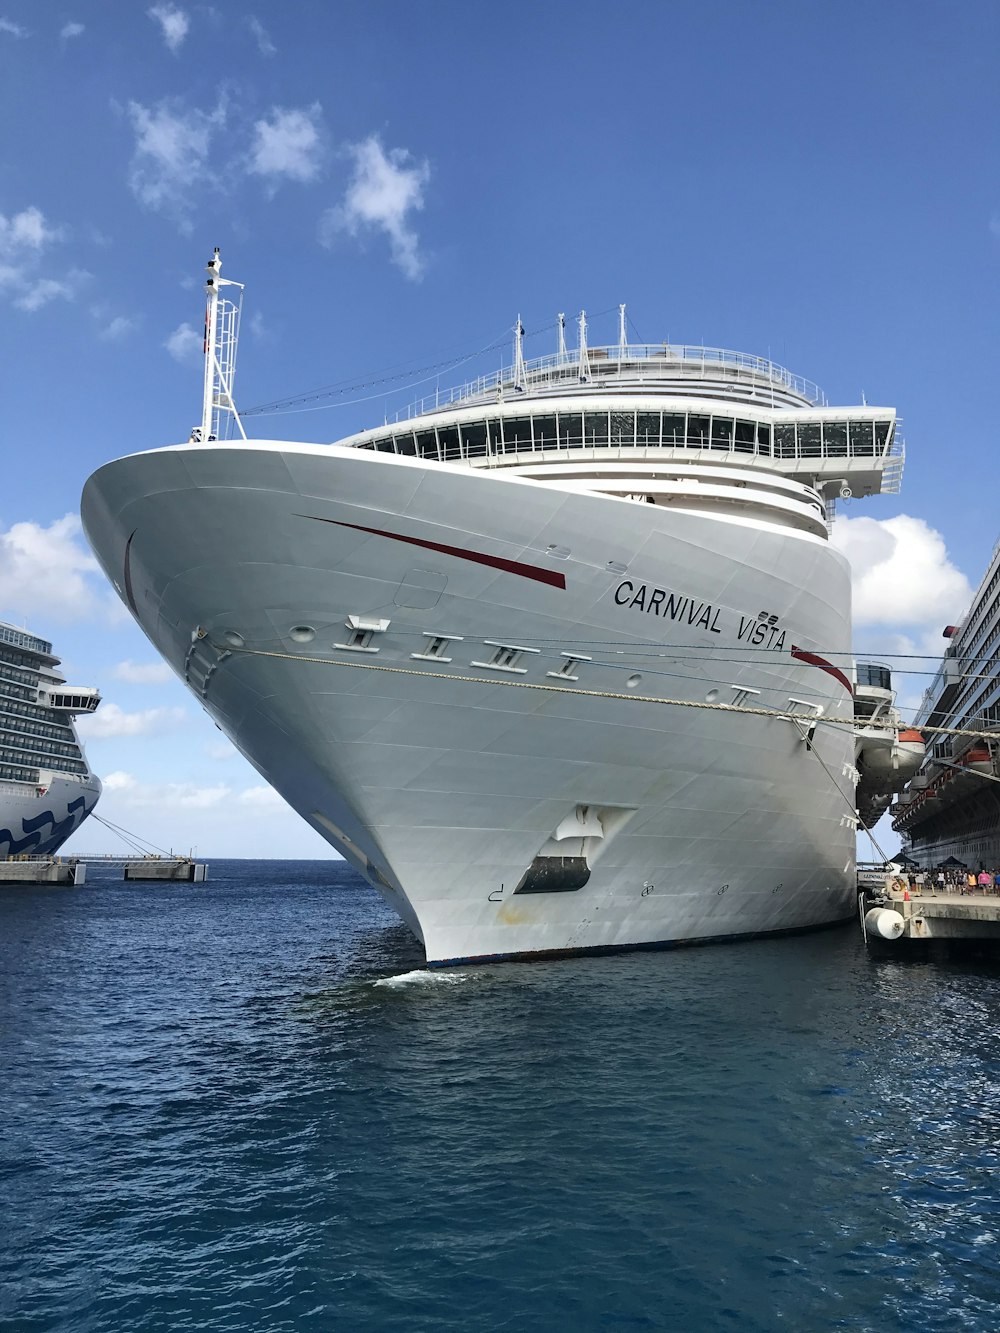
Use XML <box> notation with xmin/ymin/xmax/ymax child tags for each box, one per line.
<box><xmin>0</xmin><ymin>621</ymin><xmax>102</xmax><ymax>857</ymax></box>
<box><xmin>893</xmin><ymin>540</ymin><xmax>1000</xmax><ymax>867</ymax></box>
<box><xmin>83</xmin><ymin>254</ymin><xmax>906</xmax><ymax>963</ymax></box>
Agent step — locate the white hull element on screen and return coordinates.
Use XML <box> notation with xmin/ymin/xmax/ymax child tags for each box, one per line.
<box><xmin>0</xmin><ymin>773</ymin><xmax>101</xmax><ymax>858</ymax></box>
<box><xmin>82</xmin><ymin>441</ymin><xmax>857</xmax><ymax>963</ymax></box>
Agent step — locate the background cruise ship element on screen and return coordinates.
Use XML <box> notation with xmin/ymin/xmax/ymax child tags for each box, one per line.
<box><xmin>0</xmin><ymin>621</ymin><xmax>102</xmax><ymax>859</ymax></box>
<box><xmin>82</xmin><ymin>254</ymin><xmax>906</xmax><ymax>964</ymax></box>
<box><xmin>893</xmin><ymin>538</ymin><xmax>1000</xmax><ymax>868</ymax></box>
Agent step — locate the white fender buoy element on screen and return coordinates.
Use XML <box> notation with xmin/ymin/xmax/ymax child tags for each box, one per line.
<box><xmin>864</xmin><ymin>908</ymin><xmax>905</xmax><ymax>941</ymax></box>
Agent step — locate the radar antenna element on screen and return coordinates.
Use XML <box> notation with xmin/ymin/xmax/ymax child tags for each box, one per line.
<box><xmin>193</xmin><ymin>247</ymin><xmax>247</xmax><ymax>443</ymax></box>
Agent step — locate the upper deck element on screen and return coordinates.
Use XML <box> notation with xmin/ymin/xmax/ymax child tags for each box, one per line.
<box><xmin>399</xmin><ymin>342</ymin><xmax>827</xmax><ymax>419</ymax></box>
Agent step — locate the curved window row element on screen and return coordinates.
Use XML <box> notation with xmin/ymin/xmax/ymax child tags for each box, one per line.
<box><xmin>355</xmin><ymin>412</ymin><xmax>893</xmax><ymax>464</ymax></box>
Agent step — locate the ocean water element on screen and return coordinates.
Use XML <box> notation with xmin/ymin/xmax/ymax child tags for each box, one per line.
<box><xmin>3</xmin><ymin>861</ymin><xmax>1000</xmax><ymax>1331</ymax></box>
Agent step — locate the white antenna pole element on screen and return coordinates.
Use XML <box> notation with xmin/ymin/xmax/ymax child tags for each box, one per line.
<box><xmin>618</xmin><ymin>302</ymin><xmax>628</xmax><ymax>352</ymax></box>
<box><xmin>557</xmin><ymin>312</ymin><xmax>566</xmax><ymax>358</ymax></box>
<box><xmin>513</xmin><ymin>315</ymin><xmax>526</xmax><ymax>390</ymax></box>
<box><xmin>201</xmin><ymin>248</ymin><xmax>222</xmax><ymax>443</ymax></box>
<box><xmin>577</xmin><ymin>309</ymin><xmax>589</xmax><ymax>381</ymax></box>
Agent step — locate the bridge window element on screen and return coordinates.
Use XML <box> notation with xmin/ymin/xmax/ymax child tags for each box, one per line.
<box><xmin>611</xmin><ymin>411</ymin><xmax>633</xmax><ymax>445</ymax></box>
<box><xmin>533</xmin><ymin>415</ymin><xmax>558</xmax><ymax>449</ymax></box>
<box><xmin>584</xmin><ymin>412</ymin><xmax>609</xmax><ymax>445</ymax></box>
<box><xmin>687</xmin><ymin>414</ymin><xmax>710</xmax><ymax>447</ymax></box>
<box><xmin>710</xmin><ymin>416</ymin><xmax>734</xmax><ymax>450</ymax></box>
<box><xmin>558</xmin><ymin>413</ymin><xmax>583</xmax><ymax>447</ymax></box>
<box><xmin>415</xmin><ymin>430</ymin><xmax>438</xmax><ymax>460</ymax></box>
<box><xmin>849</xmin><ymin>420</ymin><xmax>874</xmax><ymax>455</ymax></box>
<box><xmin>774</xmin><ymin>424</ymin><xmax>796</xmax><ymax>458</ymax></box>
<box><xmin>734</xmin><ymin>420</ymin><xmax>756</xmax><ymax>453</ymax></box>
<box><xmin>484</xmin><ymin>419</ymin><xmax>502</xmax><ymax>453</ymax></box>
<box><xmin>757</xmin><ymin>423</ymin><xmax>771</xmax><ymax>455</ymax></box>
<box><xmin>662</xmin><ymin>413</ymin><xmax>685</xmax><ymax>445</ymax></box>
<box><xmin>797</xmin><ymin>422</ymin><xmax>821</xmax><ymax>456</ymax></box>
<box><xmin>637</xmin><ymin>412</ymin><xmax>660</xmax><ymax>446</ymax></box>
<box><xmin>504</xmin><ymin>417</ymin><xmax>533</xmax><ymax>449</ymax></box>
<box><xmin>874</xmin><ymin>420</ymin><xmax>892</xmax><ymax>453</ymax></box>
<box><xmin>438</xmin><ymin>426</ymin><xmax>461</xmax><ymax>460</ymax></box>
<box><xmin>460</xmin><ymin>421</ymin><xmax>487</xmax><ymax>457</ymax></box>
<box><xmin>823</xmin><ymin>421</ymin><xmax>848</xmax><ymax>457</ymax></box>
<box><xmin>394</xmin><ymin>432</ymin><xmax>417</xmax><ymax>455</ymax></box>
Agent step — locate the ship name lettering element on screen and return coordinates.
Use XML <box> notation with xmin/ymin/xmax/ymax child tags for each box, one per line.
<box><xmin>736</xmin><ymin>615</ymin><xmax>787</xmax><ymax>652</ymax></box>
<box><xmin>613</xmin><ymin>582</ymin><xmax>721</xmax><ymax>634</ymax></box>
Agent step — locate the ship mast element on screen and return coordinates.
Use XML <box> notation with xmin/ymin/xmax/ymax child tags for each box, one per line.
<box><xmin>196</xmin><ymin>247</ymin><xmax>247</xmax><ymax>443</ymax></box>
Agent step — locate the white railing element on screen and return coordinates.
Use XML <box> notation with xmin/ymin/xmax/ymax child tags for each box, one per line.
<box><xmin>400</xmin><ymin>343</ymin><xmax>827</xmax><ymax>420</ymax></box>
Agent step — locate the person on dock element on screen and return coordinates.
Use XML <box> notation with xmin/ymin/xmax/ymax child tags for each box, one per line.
<box><xmin>979</xmin><ymin>870</ymin><xmax>993</xmax><ymax>895</ymax></box>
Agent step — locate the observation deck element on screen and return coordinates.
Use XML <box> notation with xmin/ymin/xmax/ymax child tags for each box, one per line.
<box><xmin>402</xmin><ymin>342</ymin><xmax>826</xmax><ymax>421</ymax></box>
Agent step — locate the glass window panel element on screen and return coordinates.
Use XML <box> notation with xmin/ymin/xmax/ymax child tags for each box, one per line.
<box><xmin>558</xmin><ymin>413</ymin><xmax>583</xmax><ymax>447</ymax></box>
<box><xmin>394</xmin><ymin>432</ymin><xmax>417</xmax><ymax>455</ymax></box>
<box><xmin>774</xmin><ymin>424</ymin><xmax>796</xmax><ymax>458</ymax></box>
<box><xmin>459</xmin><ymin>421</ymin><xmax>487</xmax><ymax>457</ymax></box>
<box><xmin>610</xmin><ymin>411</ymin><xmax>634</xmax><ymax>444</ymax></box>
<box><xmin>637</xmin><ymin>413</ymin><xmax>660</xmax><ymax>446</ymax></box>
<box><xmin>484</xmin><ymin>419</ymin><xmax>502</xmax><ymax>453</ymax></box>
<box><xmin>874</xmin><ymin>420</ymin><xmax>892</xmax><ymax>453</ymax></box>
<box><xmin>823</xmin><ymin>421</ymin><xmax>848</xmax><ymax>456</ymax></box>
<box><xmin>504</xmin><ymin>417</ymin><xmax>533</xmax><ymax>447</ymax></box>
<box><xmin>662</xmin><ymin>413</ymin><xmax>686</xmax><ymax>445</ymax></box>
<box><xmin>797</xmin><ymin>422</ymin><xmax>821</xmax><ymax>456</ymax></box>
<box><xmin>533</xmin><ymin>415</ymin><xmax>558</xmax><ymax>448</ymax></box>
<box><xmin>415</xmin><ymin>430</ymin><xmax>439</xmax><ymax>459</ymax></box>
<box><xmin>849</xmin><ymin>420</ymin><xmax>874</xmax><ymax>455</ymax></box>
<box><xmin>687</xmin><ymin>414</ymin><xmax>710</xmax><ymax>447</ymax></box>
<box><xmin>584</xmin><ymin>412</ymin><xmax>609</xmax><ymax>445</ymax></box>
<box><xmin>734</xmin><ymin>420</ymin><xmax>756</xmax><ymax>452</ymax></box>
<box><xmin>711</xmin><ymin>416</ymin><xmax>734</xmax><ymax>450</ymax></box>
<box><xmin>437</xmin><ymin>426</ymin><xmax>461</xmax><ymax>460</ymax></box>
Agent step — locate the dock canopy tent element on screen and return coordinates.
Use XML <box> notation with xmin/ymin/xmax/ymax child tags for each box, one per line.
<box><xmin>940</xmin><ymin>856</ymin><xmax>969</xmax><ymax>869</ymax></box>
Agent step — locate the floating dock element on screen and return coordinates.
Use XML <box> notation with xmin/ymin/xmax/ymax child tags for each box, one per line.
<box><xmin>0</xmin><ymin>855</ymin><xmax>207</xmax><ymax>885</ymax></box>
<box><xmin>0</xmin><ymin>858</ymin><xmax>86</xmax><ymax>886</ymax></box>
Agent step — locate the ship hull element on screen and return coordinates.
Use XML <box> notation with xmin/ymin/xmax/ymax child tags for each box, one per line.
<box><xmin>82</xmin><ymin>441</ymin><xmax>856</xmax><ymax>963</ymax></box>
<box><xmin>0</xmin><ymin>774</ymin><xmax>102</xmax><ymax>859</ymax></box>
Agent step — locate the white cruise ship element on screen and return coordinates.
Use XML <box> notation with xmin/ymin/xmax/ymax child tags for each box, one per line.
<box><xmin>81</xmin><ymin>252</ymin><xmax>905</xmax><ymax>963</ymax></box>
<box><xmin>0</xmin><ymin>621</ymin><xmax>102</xmax><ymax>858</ymax></box>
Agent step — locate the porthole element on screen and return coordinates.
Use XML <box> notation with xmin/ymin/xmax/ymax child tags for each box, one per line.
<box><xmin>223</xmin><ymin>631</ymin><xmax>245</xmax><ymax>648</ymax></box>
<box><xmin>626</xmin><ymin>674</ymin><xmax>642</xmax><ymax>689</ymax></box>
<box><xmin>290</xmin><ymin>626</ymin><xmax>316</xmax><ymax>644</ymax></box>
<box><xmin>705</xmin><ymin>688</ymin><xmax>720</xmax><ymax>703</ymax></box>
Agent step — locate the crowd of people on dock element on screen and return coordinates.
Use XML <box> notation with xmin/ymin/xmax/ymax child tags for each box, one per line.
<box><xmin>904</xmin><ymin>867</ymin><xmax>1000</xmax><ymax>895</ymax></box>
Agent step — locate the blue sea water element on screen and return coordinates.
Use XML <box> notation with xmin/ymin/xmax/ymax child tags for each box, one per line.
<box><xmin>3</xmin><ymin>861</ymin><xmax>1000</xmax><ymax>1331</ymax></box>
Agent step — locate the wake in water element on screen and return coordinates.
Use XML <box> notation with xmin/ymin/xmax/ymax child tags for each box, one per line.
<box><xmin>373</xmin><ymin>969</ymin><xmax>470</xmax><ymax>989</ymax></box>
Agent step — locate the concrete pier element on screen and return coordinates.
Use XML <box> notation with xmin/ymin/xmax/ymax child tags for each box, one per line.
<box><xmin>0</xmin><ymin>859</ymin><xmax>86</xmax><ymax>886</ymax></box>
<box><xmin>123</xmin><ymin>859</ymin><xmax>207</xmax><ymax>882</ymax></box>
<box><xmin>863</xmin><ymin>884</ymin><xmax>1000</xmax><ymax>948</ymax></box>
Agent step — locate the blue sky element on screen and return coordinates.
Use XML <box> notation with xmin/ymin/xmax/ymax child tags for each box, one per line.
<box><xmin>1</xmin><ymin>0</ymin><xmax>997</xmax><ymax>856</ymax></box>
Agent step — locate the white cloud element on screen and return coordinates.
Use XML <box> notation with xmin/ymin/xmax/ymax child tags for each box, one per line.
<box><xmin>247</xmin><ymin>16</ymin><xmax>275</xmax><ymax>55</ymax></box>
<box><xmin>0</xmin><ymin>206</ymin><xmax>56</xmax><ymax>256</ymax></box>
<box><xmin>79</xmin><ymin>703</ymin><xmax>187</xmax><ymax>739</ymax></box>
<box><xmin>0</xmin><ymin>514</ymin><xmax>105</xmax><ymax>623</ymax></box>
<box><xmin>247</xmin><ymin>309</ymin><xmax>267</xmax><ymax>340</ymax></box>
<box><xmin>125</xmin><ymin>97</ymin><xmax>226</xmax><ymax>230</ymax></box>
<box><xmin>60</xmin><ymin>21</ymin><xmax>84</xmax><ymax>39</ymax></box>
<box><xmin>320</xmin><ymin>134</ymin><xmax>430</xmax><ymax>280</ymax></box>
<box><xmin>831</xmin><ymin>514</ymin><xmax>972</xmax><ymax>630</ymax></box>
<box><xmin>148</xmin><ymin>3</ymin><xmax>188</xmax><ymax>52</ymax></box>
<box><xmin>238</xmin><ymin>784</ymin><xmax>287</xmax><ymax>810</ymax></box>
<box><xmin>204</xmin><ymin>739</ymin><xmax>237</xmax><ymax>761</ymax></box>
<box><xmin>164</xmin><ymin>320</ymin><xmax>201</xmax><ymax>363</ymax></box>
<box><xmin>0</xmin><ymin>18</ymin><xmax>28</xmax><ymax>37</ymax></box>
<box><xmin>113</xmin><ymin>659</ymin><xmax>173</xmax><ymax>684</ymax></box>
<box><xmin>98</xmin><ymin>314</ymin><xmax>137</xmax><ymax>341</ymax></box>
<box><xmin>15</xmin><ymin>269</ymin><xmax>88</xmax><ymax>312</ymax></box>
<box><xmin>248</xmin><ymin>104</ymin><xmax>323</xmax><ymax>185</ymax></box>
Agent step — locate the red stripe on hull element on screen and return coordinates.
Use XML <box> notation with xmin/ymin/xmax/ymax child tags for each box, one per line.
<box><xmin>300</xmin><ymin>515</ymin><xmax>567</xmax><ymax>590</ymax></box>
<box><xmin>790</xmin><ymin>645</ymin><xmax>852</xmax><ymax>696</ymax></box>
